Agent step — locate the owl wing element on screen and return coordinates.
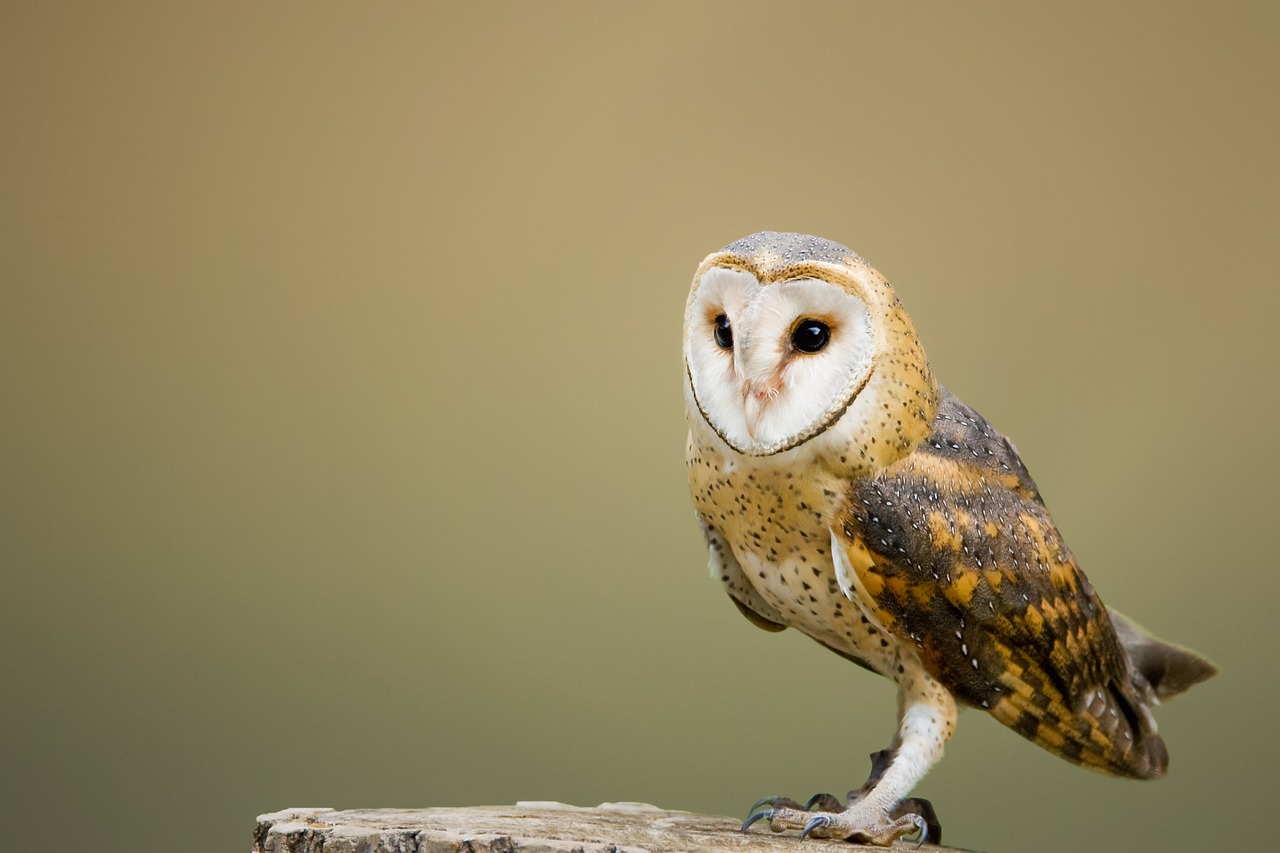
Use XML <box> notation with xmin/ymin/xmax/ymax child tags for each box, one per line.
<box><xmin>834</xmin><ymin>388</ymin><xmax>1167</xmax><ymax>779</ymax></box>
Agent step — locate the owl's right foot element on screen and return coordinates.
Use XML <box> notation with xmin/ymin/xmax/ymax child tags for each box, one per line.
<box><xmin>741</xmin><ymin>801</ymin><xmax>927</xmax><ymax>846</ymax></box>
<box><xmin>740</xmin><ymin>749</ymin><xmax>942</xmax><ymax>846</ymax></box>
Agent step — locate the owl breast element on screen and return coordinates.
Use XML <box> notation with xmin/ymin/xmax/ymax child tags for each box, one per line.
<box><xmin>688</xmin><ymin>438</ymin><xmax>902</xmax><ymax>677</ymax></box>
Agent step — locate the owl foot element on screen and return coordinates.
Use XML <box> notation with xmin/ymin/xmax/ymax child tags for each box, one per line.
<box><xmin>742</xmin><ymin>803</ymin><xmax>928</xmax><ymax>847</ymax></box>
<box><xmin>740</xmin><ymin>750</ymin><xmax>941</xmax><ymax>846</ymax></box>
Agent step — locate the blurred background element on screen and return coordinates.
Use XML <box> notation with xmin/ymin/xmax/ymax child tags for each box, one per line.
<box><xmin>3</xmin><ymin>3</ymin><xmax>1276</xmax><ymax>852</ymax></box>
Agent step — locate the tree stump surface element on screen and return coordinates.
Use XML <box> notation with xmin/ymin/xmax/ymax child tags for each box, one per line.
<box><xmin>252</xmin><ymin>802</ymin><xmax>978</xmax><ymax>853</ymax></box>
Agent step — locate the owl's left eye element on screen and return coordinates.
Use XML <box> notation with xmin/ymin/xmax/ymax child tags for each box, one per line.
<box><xmin>713</xmin><ymin>314</ymin><xmax>734</xmax><ymax>350</ymax></box>
<box><xmin>791</xmin><ymin>319</ymin><xmax>830</xmax><ymax>353</ymax></box>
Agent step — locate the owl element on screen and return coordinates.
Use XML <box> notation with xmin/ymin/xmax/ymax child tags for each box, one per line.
<box><xmin>683</xmin><ymin>232</ymin><xmax>1216</xmax><ymax>846</ymax></box>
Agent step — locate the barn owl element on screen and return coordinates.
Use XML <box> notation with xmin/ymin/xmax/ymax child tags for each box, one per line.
<box><xmin>683</xmin><ymin>232</ymin><xmax>1216</xmax><ymax>846</ymax></box>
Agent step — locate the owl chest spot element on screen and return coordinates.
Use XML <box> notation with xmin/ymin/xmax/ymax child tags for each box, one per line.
<box><xmin>689</xmin><ymin>456</ymin><xmax>833</xmax><ymax>553</ymax></box>
<box><xmin>687</xmin><ymin>446</ymin><xmax>902</xmax><ymax>675</ymax></box>
<box><xmin>703</xmin><ymin>472</ymin><xmax>899</xmax><ymax>677</ymax></box>
<box><xmin>734</xmin><ymin>543</ymin><xmax>900</xmax><ymax>677</ymax></box>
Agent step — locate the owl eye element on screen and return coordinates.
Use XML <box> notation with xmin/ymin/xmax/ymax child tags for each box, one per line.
<box><xmin>713</xmin><ymin>314</ymin><xmax>734</xmax><ymax>350</ymax></box>
<box><xmin>791</xmin><ymin>319</ymin><xmax>830</xmax><ymax>353</ymax></box>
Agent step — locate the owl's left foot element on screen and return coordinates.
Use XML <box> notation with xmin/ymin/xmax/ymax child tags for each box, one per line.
<box><xmin>741</xmin><ymin>750</ymin><xmax>941</xmax><ymax>846</ymax></box>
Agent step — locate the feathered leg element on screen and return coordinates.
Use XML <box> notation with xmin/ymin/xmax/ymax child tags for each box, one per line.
<box><xmin>743</xmin><ymin>663</ymin><xmax>955</xmax><ymax>846</ymax></box>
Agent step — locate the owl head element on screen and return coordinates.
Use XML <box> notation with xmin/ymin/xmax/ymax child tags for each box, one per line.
<box><xmin>683</xmin><ymin>232</ymin><xmax>940</xmax><ymax>471</ymax></box>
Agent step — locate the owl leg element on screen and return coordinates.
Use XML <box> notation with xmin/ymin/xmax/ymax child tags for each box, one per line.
<box><xmin>839</xmin><ymin>749</ymin><xmax>942</xmax><ymax>843</ymax></box>
<box><xmin>742</xmin><ymin>664</ymin><xmax>956</xmax><ymax>846</ymax></box>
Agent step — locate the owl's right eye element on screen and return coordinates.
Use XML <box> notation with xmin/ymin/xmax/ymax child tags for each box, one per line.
<box><xmin>713</xmin><ymin>314</ymin><xmax>733</xmax><ymax>350</ymax></box>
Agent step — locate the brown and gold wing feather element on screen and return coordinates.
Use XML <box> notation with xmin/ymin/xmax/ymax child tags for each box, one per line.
<box><xmin>836</xmin><ymin>388</ymin><xmax>1167</xmax><ymax>779</ymax></box>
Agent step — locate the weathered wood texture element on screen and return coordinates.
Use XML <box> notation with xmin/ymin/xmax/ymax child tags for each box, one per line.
<box><xmin>253</xmin><ymin>802</ymin><xmax>976</xmax><ymax>853</ymax></box>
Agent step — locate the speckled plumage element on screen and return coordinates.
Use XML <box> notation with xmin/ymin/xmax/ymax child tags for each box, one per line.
<box><xmin>683</xmin><ymin>232</ymin><xmax>1215</xmax><ymax>846</ymax></box>
<box><xmin>841</xmin><ymin>390</ymin><xmax>1165</xmax><ymax>778</ymax></box>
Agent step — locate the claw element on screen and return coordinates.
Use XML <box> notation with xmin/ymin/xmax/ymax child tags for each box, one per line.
<box><xmin>740</xmin><ymin>809</ymin><xmax>771</xmax><ymax>833</ymax></box>
<box><xmin>910</xmin><ymin>813</ymin><xmax>929</xmax><ymax>848</ymax></box>
<box><xmin>747</xmin><ymin>795</ymin><xmax>805</xmax><ymax>815</ymax></box>
<box><xmin>801</xmin><ymin>814</ymin><xmax>833</xmax><ymax>839</ymax></box>
<box><xmin>803</xmin><ymin>792</ymin><xmax>843</xmax><ymax>812</ymax></box>
<box><xmin>893</xmin><ymin>797</ymin><xmax>941</xmax><ymax>845</ymax></box>
<box><xmin>747</xmin><ymin>796</ymin><xmax>777</xmax><ymax>816</ymax></box>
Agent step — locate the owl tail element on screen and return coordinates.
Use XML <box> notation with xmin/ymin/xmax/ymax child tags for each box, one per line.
<box><xmin>1107</xmin><ymin>607</ymin><xmax>1219</xmax><ymax>701</ymax></box>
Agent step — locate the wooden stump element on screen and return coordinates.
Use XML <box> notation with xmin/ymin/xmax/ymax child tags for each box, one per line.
<box><xmin>253</xmin><ymin>802</ymin><xmax>977</xmax><ymax>853</ymax></box>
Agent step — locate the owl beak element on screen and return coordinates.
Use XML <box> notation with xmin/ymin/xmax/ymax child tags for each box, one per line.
<box><xmin>742</xmin><ymin>381</ymin><xmax>780</xmax><ymax>440</ymax></box>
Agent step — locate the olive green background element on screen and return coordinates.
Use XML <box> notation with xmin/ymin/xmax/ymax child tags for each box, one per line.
<box><xmin>3</xmin><ymin>3</ymin><xmax>1276</xmax><ymax>852</ymax></box>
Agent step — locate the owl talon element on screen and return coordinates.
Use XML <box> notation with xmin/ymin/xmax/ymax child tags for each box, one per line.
<box><xmin>804</xmin><ymin>792</ymin><xmax>844</xmax><ymax>812</ymax></box>
<box><xmin>908</xmin><ymin>813</ymin><xmax>928</xmax><ymax>847</ymax></box>
<box><xmin>740</xmin><ymin>809</ymin><xmax>771</xmax><ymax>833</ymax></box>
<box><xmin>801</xmin><ymin>814</ymin><xmax>834</xmax><ymax>839</ymax></box>
<box><xmin>747</xmin><ymin>795</ymin><xmax>806</xmax><ymax>815</ymax></box>
<box><xmin>742</xmin><ymin>805</ymin><xmax>799</xmax><ymax>833</ymax></box>
<box><xmin>891</xmin><ymin>798</ymin><xmax>941</xmax><ymax>845</ymax></box>
<box><xmin>741</xmin><ymin>806</ymin><xmax>812</xmax><ymax>835</ymax></box>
